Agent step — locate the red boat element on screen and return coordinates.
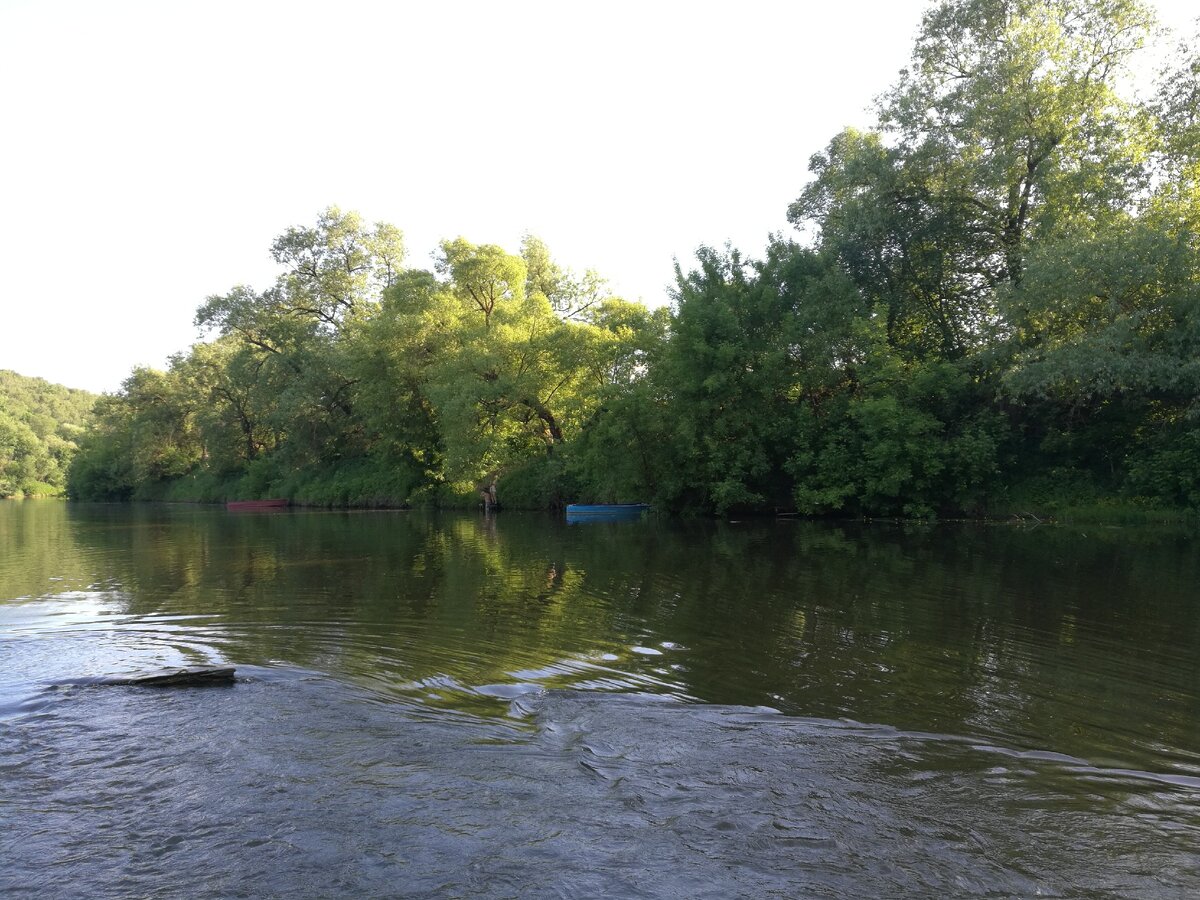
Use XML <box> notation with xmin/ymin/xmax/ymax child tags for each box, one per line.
<box><xmin>225</xmin><ymin>498</ymin><xmax>289</xmax><ymax>511</ymax></box>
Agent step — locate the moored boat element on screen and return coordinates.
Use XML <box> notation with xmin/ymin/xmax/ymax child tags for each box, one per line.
<box><xmin>226</xmin><ymin>498</ymin><xmax>289</xmax><ymax>511</ymax></box>
<box><xmin>565</xmin><ymin>503</ymin><xmax>650</xmax><ymax>523</ymax></box>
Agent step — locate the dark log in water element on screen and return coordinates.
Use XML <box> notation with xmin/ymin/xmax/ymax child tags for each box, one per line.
<box><xmin>103</xmin><ymin>666</ymin><xmax>237</xmax><ymax>686</ymax></box>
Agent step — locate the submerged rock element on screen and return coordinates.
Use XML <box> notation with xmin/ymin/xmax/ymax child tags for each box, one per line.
<box><xmin>102</xmin><ymin>666</ymin><xmax>237</xmax><ymax>687</ymax></box>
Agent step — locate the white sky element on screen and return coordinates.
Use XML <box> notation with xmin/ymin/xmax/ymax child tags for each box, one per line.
<box><xmin>1</xmin><ymin>0</ymin><xmax>1196</xmax><ymax>393</ymax></box>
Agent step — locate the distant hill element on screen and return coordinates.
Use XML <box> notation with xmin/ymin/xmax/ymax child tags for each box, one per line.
<box><xmin>0</xmin><ymin>370</ymin><xmax>98</xmax><ymax>497</ymax></box>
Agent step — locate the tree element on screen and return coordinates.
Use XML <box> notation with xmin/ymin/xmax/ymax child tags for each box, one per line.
<box><xmin>655</xmin><ymin>244</ymin><xmax>833</xmax><ymax>512</ymax></box>
<box><xmin>521</xmin><ymin>234</ymin><xmax>611</xmax><ymax>321</ymax></box>
<box><xmin>346</xmin><ymin>269</ymin><xmax>445</xmax><ymax>475</ymax></box>
<box><xmin>791</xmin><ymin>0</ymin><xmax>1157</xmax><ymax>362</ymax></box>
<box><xmin>67</xmin><ymin>394</ymin><xmax>136</xmax><ymax>501</ymax></box>
<box><xmin>1150</xmin><ymin>25</ymin><xmax>1200</xmax><ymax>231</ymax></box>
<box><xmin>790</xmin><ymin>129</ymin><xmax>990</xmax><ymax>360</ymax></box>
<box><xmin>436</xmin><ymin>237</ymin><xmax>526</xmax><ymax>330</ymax></box>
<box><xmin>171</xmin><ymin>339</ymin><xmax>278</xmax><ymax>470</ymax></box>
<box><xmin>268</xmin><ymin>206</ymin><xmax>404</xmax><ymax>332</ymax></box>
<box><xmin>880</xmin><ymin>0</ymin><xmax>1154</xmax><ymax>279</ymax></box>
<box><xmin>424</xmin><ymin>240</ymin><xmax>572</xmax><ymax>496</ymax></box>
<box><xmin>191</xmin><ymin>209</ymin><xmax>411</xmax><ymax>477</ymax></box>
<box><xmin>1000</xmin><ymin>212</ymin><xmax>1200</xmax><ymax>501</ymax></box>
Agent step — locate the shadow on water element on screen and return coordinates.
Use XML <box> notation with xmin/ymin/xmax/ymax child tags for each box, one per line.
<box><xmin>2</xmin><ymin>503</ymin><xmax>1199</xmax><ymax>896</ymax></box>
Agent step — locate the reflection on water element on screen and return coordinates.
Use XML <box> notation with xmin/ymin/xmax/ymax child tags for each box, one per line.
<box><xmin>2</xmin><ymin>502</ymin><xmax>1199</xmax><ymax>896</ymax></box>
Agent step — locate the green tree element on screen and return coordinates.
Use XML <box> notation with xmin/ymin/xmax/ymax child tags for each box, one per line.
<box><xmin>653</xmin><ymin>243</ymin><xmax>865</xmax><ymax>513</ymax></box>
<box><xmin>426</xmin><ymin>239</ymin><xmax>584</xmax><ymax>501</ymax></box>
<box><xmin>0</xmin><ymin>370</ymin><xmax>96</xmax><ymax>497</ymax></box>
<box><xmin>878</xmin><ymin>0</ymin><xmax>1154</xmax><ymax>281</ymax></box>
<box><xmin>521</xmin><ymin>234</ymin><xmax>611</xmax><ymax>321</ymax></box>
<box><xmin>791</xmin><ymin>0</ymin><xmax>1156</xmax><ymax>363</ymax></box>
<box><xmin>268</xmin><ymin>206</ymin><xmax>404</xmax><ymax>332</ymax></box>
<box><xmin>67</xmin><ymin>393</ymin><xmax>136</xmax><ymax>501</ymax></box>
<box><xmin>436</xmin><ymin>237</ymin><xmax>527</xmax><ymax>330</ymax></box>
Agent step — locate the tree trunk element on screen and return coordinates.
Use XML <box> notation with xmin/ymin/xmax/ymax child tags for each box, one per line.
<box><xmin>526</xmin><ymin>398</ymin><xmax>563</xmax><ymax>446</ymax></box>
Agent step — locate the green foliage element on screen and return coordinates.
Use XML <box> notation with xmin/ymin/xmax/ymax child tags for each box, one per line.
<box><xmin>654</xmin><ymin>245</ymin><xmax>809</xmax><ymax>512</ymax></box>
<box><xmin>70</xmin><ymin>212</ymin><xmax>665</xmax><ymax>511</ymax></box>
<box><xmin>497</xmin><ymin>455</ymin><xmax>575</xmax><ymax>510</ymax></box>
<box><xmin>784</xmin><ymin>357</ymin><xmax>1004</xmax><ymax>518</ymax></box>
<box><xmin>1125</xmin><ymin>424</ymin><xmax>1200</xmax><ymax>507</ymax></box>
<box><xmin>62</xmin><ymin>3</ymin><xmax>1200</xmax><ymax>519</ymax></box>
<box><xmin>0</xmin><ymin>370</ymin><xmax>96</xmax><ymax>498</ymax></box>
<box><xmin>772</xmin><ymin>0</ymin><xmax>1199</xmax><ymax>517</ymax></box>
<box><xmin>567</xmin><ymin>379</ymin><xmax>684</xmax><ymax>508</ymax></box>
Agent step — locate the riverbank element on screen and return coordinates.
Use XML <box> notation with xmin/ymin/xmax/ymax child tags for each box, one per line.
<box><xmin>68</xmin><ymin>480</ymin><xmax>1199</xmax><ymax>528</ymax></box>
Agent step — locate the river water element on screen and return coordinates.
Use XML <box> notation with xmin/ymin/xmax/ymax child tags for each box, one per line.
<box><xmin>1</xmin><ymin>502</ymin><xmax>1198</xmax><ymax>898</ymax></box>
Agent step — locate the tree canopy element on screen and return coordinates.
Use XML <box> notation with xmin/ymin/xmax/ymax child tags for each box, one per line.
<box><xmin>68</xmin><ymin>1</ymin><xmax>1200</xmax><ymax>518</ymax></box>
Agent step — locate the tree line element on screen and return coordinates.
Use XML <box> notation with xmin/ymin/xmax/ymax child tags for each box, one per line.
<box><xmin>68</xmin><ymin>0</ymin><xmax>1200</xmax><ymax>517</ymax></box>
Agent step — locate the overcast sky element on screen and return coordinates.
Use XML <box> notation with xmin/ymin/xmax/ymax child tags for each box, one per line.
<box><xmin>1</xmin><ymin>0</ymin><xmax>1196</xmax><ymax>393</ymax></box>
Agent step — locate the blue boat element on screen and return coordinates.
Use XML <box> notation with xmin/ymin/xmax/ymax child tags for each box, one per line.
<box><xmin>565</xmin><ymin>503</ymin><xmax>650</xmax><ymax>523</ymax></box>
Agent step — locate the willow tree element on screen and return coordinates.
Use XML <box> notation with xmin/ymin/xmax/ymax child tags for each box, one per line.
<box><xmin>361</xmin><ymin>238</ymin><xmax>659</xmax><ymax>506</ymax></box>
<box><xmin>521</xmin><ymin>234</ymin><xmax>610</xmax><ymax>321</ymax></box>
<box><xmin>436</xmin><ymin>237</ymin><xmax>526</xmax><ymax>331</ymax></box>
<box><xmin>427</xmin><ymin>239</ymin><xmax>583</xmax><ymax>501</ymax></box>
<box><xmin>269</xmin><ymin>206</ymin><xmax>405</xmax><ymax>332</ymax></box>
<box><xmin>193</xmin><ymin>208</ymin><xmax>407</xmax><ymax>471</ymax></box>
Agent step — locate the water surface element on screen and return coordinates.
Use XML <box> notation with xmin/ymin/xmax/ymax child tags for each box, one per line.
<box><xmin>2</xmin><ymin>503</ymin><xmax>1198</xmax><ymax>897</ymax></box>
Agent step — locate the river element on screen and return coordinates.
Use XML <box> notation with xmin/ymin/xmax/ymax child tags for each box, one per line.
<box><xmin>2</xmin><ymin>502</ymin><xmax>1198</xmax><ymax>897</ymax></box>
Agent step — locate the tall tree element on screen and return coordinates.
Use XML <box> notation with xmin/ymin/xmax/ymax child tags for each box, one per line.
<box><xmin>879</xmin><ymin>0</ymin><xmax>1155</xmax><ymax>281</ymax></box>
<box><xmin>269</xmin><ymin>206</ymin><xmax>404</xmax><ymax>332</ymax></box>
<box><xmin>791</xmin><ymin>0</ymin><xmax>1156</xmax><ymax>361</ymax></box>
<box><xmin>521</xmin><ymin>234</ymin><xmax>611</xmax><ymax>321</ymax></box>
<box><xmin>436</xmin><ymin>238</ymin><xmax>526</xmax><ymax>330</ymax></box>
